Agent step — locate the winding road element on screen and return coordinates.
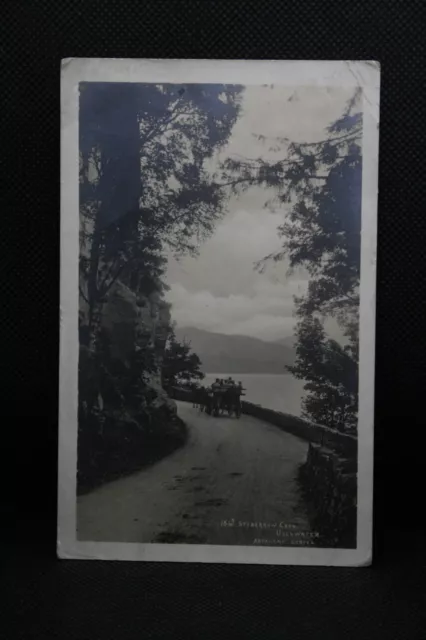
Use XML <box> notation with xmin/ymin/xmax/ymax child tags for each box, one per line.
<box><xmin>77</xmin><ymin>401</ymin><xmax>311</xmax><ymax>546</ymax></box>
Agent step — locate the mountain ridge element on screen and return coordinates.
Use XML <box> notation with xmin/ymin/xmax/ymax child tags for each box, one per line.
<box><xmin>174</xmin><ymin>326</ymin><xmax>295</xmax><ymax>374</ymax></box>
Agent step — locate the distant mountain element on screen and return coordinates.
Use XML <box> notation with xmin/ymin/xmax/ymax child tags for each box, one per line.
<box><xmin>276</xmin><ymin>336</ymin><xmax>296</xmax><ymax>349</ymax></box>
<box><xmin>174</xmin><ymin>326</ymin><xmax>295</xmax><ymax>374</ymax></box>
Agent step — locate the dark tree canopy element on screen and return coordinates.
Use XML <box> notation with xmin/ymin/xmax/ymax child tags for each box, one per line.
<box><xmin>288</xmin><ymin>316</ymin><xmax>358</xmax><ymax>432</ymax></box>
<box><xmin>223</xmin><ymin>88</ymin><xmax>362</xmax><ymax>334</ymax></box>
<box><xmin>162</xmin><ymin>331</ymin><xmax>205</xmax><ymax>389</ymax></box>
<box><xmin>79</xmin><ymin>82</ymin><xmax>244</xmax><ymax>321</ymax></box>
<box><xmin>221</xmin><ymin>89</ymin><xmax>362</xmax><ymax>431</ymax></box>
<box><xmin>79</xmin><ymin>82</ymin><xmax>243</xmax><ymax>232</ymax></box>
<box><xmin>78</xmin><ymin>82</ymin><xmax>242</xmax><ymax>430</ymax></box>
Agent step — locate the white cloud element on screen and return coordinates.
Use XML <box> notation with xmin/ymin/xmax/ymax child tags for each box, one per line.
<box><xmin>166</xmin><ymin>207</ymin><xmax>291</xmax><ymax>298</ymax></box>
<box><xmin>166</xmin><ymin>277</ymin><xmax>307</xmax><ymax>341</ymax></box>
<box><xmin>223</xmin><ymin>85</ymin><xmax>351</xmax><ymax>163</ymax></box>
<box><xmin>164</xmin><ymin>84</ymin><xmax>353</xmax><ymax>343</ymax></box>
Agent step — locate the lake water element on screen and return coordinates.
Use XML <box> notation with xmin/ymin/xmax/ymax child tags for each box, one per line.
<box><xmin>203</xmin><ymin>373</ymin><xmax>306</xmax><ymax>418</ymax></box>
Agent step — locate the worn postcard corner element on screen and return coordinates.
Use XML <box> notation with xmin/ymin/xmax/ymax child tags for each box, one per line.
<box><xmin>58</xmin><ymin>59</ymin><xmax>379</xmax><ymax>566</ymax></box>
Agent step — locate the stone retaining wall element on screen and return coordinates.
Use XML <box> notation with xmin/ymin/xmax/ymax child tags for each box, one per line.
<box><xmin>169</xmin><ymin>386</ymin><xmax>357</xmax><ymax>458</ymax></box>
<box><xmin>299</xmin><ymin>442</ymin><xmax>357</xmax><ymax>548</ymax></box>
<box><xmin>169</xmin><ymin>385</ymin><xmax>358</xmax><ymax>547</ymax></box>
<box><xmin>241</xmin><ymin>401</ymin><xmax>357</xmax><ymax>458</ymax></box>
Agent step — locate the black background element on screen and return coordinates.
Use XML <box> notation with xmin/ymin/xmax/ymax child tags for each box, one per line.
<box><xmin>3</xmin><ymin>1</ymin><xmax>426</xmax><ymax>638</ymax></box>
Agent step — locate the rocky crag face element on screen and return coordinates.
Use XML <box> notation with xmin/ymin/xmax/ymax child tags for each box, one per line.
<box><xmin>77</xmin><ymin>279</ymin><xmax>183</xmax><ymax>494</ymax></box>
<box><xmin>79</xmin><ymin>276</ymin><xmax>177</xmax><ymax>419</ymax></box>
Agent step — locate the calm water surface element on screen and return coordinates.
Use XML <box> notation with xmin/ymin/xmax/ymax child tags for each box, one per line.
<box><xmin>203</xmin><ymin>373</ymin><xmax>306</xmax><ymax>417</ymax></box>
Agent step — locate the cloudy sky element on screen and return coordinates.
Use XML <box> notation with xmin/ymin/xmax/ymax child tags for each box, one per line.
<box><xmin>165</xmin><ymin>85</ymin><xmax>353</xmax><ymax>342</ymax></box>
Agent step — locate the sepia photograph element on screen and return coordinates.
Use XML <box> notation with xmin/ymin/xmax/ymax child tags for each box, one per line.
<box><xmin>58</xmin><ymin>59</ymin><xmax>379</xmax><ymax>565</ymax></box>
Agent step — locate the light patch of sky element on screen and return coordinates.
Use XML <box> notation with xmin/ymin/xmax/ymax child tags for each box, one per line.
<box><xmin>165</xmin><ymin>84</ymin><xmax>353</xmax><ymax>342</ymax></box>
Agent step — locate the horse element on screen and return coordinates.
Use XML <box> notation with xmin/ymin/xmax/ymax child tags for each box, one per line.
<box><xmin>222</xmin><ymin>387</ymin><xmax>243</xmax><ymax>418</ymax></box>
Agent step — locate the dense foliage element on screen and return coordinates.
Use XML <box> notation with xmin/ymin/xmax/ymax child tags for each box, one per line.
<box><xmin>77</xmin><ymin>82</ymin><xmax>243</xmax><ymax>490</ymax></box>
<box><xmin>287</xmin><ymin>317</ymin><xmax>358</xmax><ymax>432</ymax></box>
<box><xmin>162</xmin><ymin>330</ymin><xmax>205</xmax><ymax>389</ymax></box>
<box><xmin>79</xmin><ymin>82</ymin><xmax>243</xmax><ymax>324</ymax></box>
<box><xmin>223</xmin><ymin>89</ymin><xmax>362</xmax><ymax>431</ymax></box>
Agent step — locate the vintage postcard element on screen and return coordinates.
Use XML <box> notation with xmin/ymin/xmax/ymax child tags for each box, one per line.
<box><xmin>58</xmin><ymin>59</ymin><xmax>379</xmax><ymax>565</ymax></box>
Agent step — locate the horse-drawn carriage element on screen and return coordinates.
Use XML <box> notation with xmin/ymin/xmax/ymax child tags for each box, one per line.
<box><xmin>193</xmin><ymin>379</ymin><xmax>245</xmax><ymax>418</ymax></box>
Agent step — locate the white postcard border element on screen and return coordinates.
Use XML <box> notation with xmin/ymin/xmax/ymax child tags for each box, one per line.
<box><xmin>58</xmin><ymin>59</ymin><xmax>380</xmax><ymax>566</ymax></box>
